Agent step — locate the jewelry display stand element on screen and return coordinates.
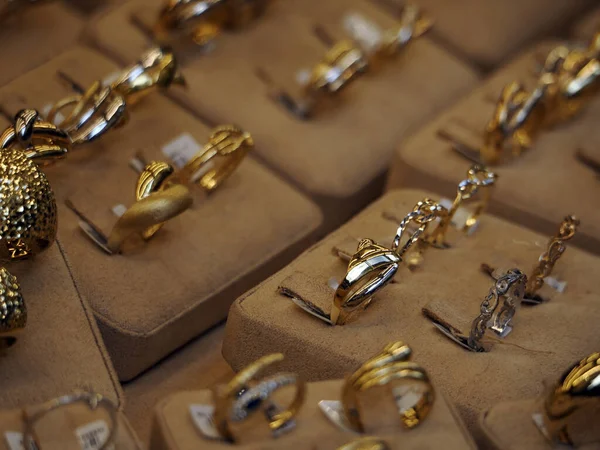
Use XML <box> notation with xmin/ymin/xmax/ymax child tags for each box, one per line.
<box><xmin>0</xmin><ymin>47</ymin><xmax>323</xmax><ymax>382</ymax></box>
<box><xmin>0</xmin><ymin>242</ymin><xmax>121</xmax><ymax>410</ymax></box>
<box><xmin>85</xmin><ymin>0</ymin><xmax>478</xmax><ymax>231</ymax></box>
<box><xmin>388</xmin><ymin>0</ymin><xmax>592</xmax><ymax>69</ymax></box>
<box><xmin>572</xmin><ymin>7</ymin><xmax>600</xmax><ymax>41</ymax></box>
<box><xmin>386</xmin><ymin>41</ymin><xmax>600</xmax><ymax>255</ymax></box>
<box><xmin>480</xmin><ymin>397</ymin><xmax>600</xmax><ymax>450</ymax></box>
<box><xmin>150</xmin><ymin>379</ymin><xmax>475</xmax><ymax>450</ymax></box>
<box><xmin>0</xmin><ymin>399</ymin><xmax>142</xmax><ymax>450</ymax></box>
<box><xmin>222</xmin><ymin>189</ymin><xmax>600</xmax><ymax>445</ymax></box>
<box><xmin>0</xmin><ymin>2</ymin><xmax>83</xmax><ymax>87</ymax></box>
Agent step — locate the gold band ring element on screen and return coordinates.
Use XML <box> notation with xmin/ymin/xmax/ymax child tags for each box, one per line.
<box><xmin>526</xmin><ymin>215</ymin><xmax>579</xmax><ymax>302</ymax></box>
<box><xmin>212</xmin><ymin>353</ymin><xmax>306</xmax><ymax>442</ymax></box>
<box><xmin>542</xmin><ymin>352</ymin><xmax>600</xmax><ymax>446</ymax></box>
<box><xmin>342</xmin><ymin>342</ymin><xmax>434</xmax><ymax>432</ymax></box>
<box><xmin>425</xmin><ymin>165</ymin><xmax>496</xmax><ymax>248</ymax></box>
<box><xmin>175</xmin><ymin>125</ymin><xmax>253</xmax><ymax>192</ymax></box>
<box><xmin>337</xmin><ymin>437</ymin><xmax>390</xmax><ymax>450</ymax></box>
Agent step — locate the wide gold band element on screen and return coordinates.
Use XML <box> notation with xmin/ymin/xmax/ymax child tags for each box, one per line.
<box><xmin>212</xmin><ymin>353</ymin><xmax>305</xmax><ymax>442</ymax></box>
<box><xmin>342</xmin><ymin>342</ymin><xmax>434</xmax><ymax>433</ymax></box>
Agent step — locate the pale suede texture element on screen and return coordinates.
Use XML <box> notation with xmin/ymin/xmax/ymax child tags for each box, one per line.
<box><xmin>386</xmin><ymin>0</ymin><xmax>592</xmax><ymax>69</ymax></box>
<box><xmin>0</xmin><ymin>2</ymin><xmax>83</xmax><ymax>87</ymax></box>
<box><xmin>223</xmin><ymin>189</ymin><xmax>600</xmax><ymax>446</ymax></box>
<box><xmin>0</xmin><ymin>47</ymin><xmax>323</xmax><ymax>382</ymax></box>
<box><xmin>150</xmin><ymin>379</ymin><xmax>475</xmax><ymax>450</ymax></box>
<box><xmin>85</xmin><ymin>0</ymin><xmax>479</xmax><ymax>230</ymax></box>
<box><xmin>0</xmin><ymin>241</ymin><xmax>121</xmax><ymax>411</ymax></box>
<box><xmin>480</xmin><ymin>397</ymin><xmax>600</xmax><ymax>450</ymax></box>
<box><xmin>0</xmin><ymin>404</ymin><xmax>142</xmax><ymax>450</ymax></box>
<box><xmin>572</xmin><ymin>6</ymin><xmax>600</xmax><ymax>41</ymax></box>
<box><xmin>387</xmin><ymin>41</ymin><xmax>600</xmax><ymax>256</ymax></box>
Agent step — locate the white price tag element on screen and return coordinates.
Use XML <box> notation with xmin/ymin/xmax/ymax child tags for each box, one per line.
<box><xmin>189</xmin><ymin>404</ymin><xmax>222</xmax><ymax>440</ymax></box>
<box><xmin>111</xmin><ymin>204</ymin><xmax>127</xmax><ymax>218</ymax></box>
<box><xmin>544</xmin><ymin>276</ymin><xmax>567</xmax><ymax>293</ymax></box>
<box><xmin>41</xmin><ymin>103</ymin><xmax>65</xmax><ymax>126</ymax></box>
<box><xmin>162</xmin><ymin>133</ymin><xmax>202</xmax><ymax>169</ymax></box>
<box><xmin>5</xmin><ymin>432</ymin><xmax>38</xmax><ymax>450</ymax></box>
<box><xmin>75</xmin><ymin>420</ymin><xmax>113</xmax><ymax>450</ymax></box>
<box><xmin>295</xmin><ymin>69</ymin><xmax>311</xmax><ymax>86</ymax></box>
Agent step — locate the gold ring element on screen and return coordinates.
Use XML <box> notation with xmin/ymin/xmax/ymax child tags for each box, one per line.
<box><xmin>0</xmin><ymin>110</ymin><xmax>67</xmax><ymax>260</ymax></box>
<box><xmin>155</xmin><ymin>0</ymin><xmax>273</xmax><ymax>46</ymax></box>
<box><xmin>391</xmin><ymin>198</ymin><xmax>448</xmax><ymax>258</ymax></box>
<box><xmin>331</xmin><ymin>239</ymin><xmax>400</xmax><ymax>326</ymax></box>
<box><xmin>542</xmin><ymin>352</ymin><xmax>600</xmax><ymax>446</ymax></box>
<box><xmin>24</xmin><ymin>392</ymin><xmax>118</xmax><ymax>450</ymax></box>
<box><xmin>425</xmin><ymin>165</ymin><xmax>496</xmax><ymax>248</ymax></box>
<box><xmin>303</xmin><ymin>41</ymin><xmax>368</xmax><ymax>117</ymax></box>
<box><xmin>0</xmin><ymin>267</ymin><xmax>26</xmax><ymax>349</ymax></box>
<box><xmin>542</xmin><ymin>32</ymin><xmax>600</xmax><ymax>125</ymax></box>
<box><xmin>212</xmin><ymin>353</ymin><xmax>306</xmax><ymax>442</ymax></box>
<box><xmin>107</xmin><ymin>161</ymin><xmax>193</xmax><ymax>253</ymax></box>
<box><xmin>482</xmin><ymin>81</ymin><xmax>547</xmax><ymax>166</ymax></box>
<box><xmin>46</xmin><ymin>81</ymin><xmax>129</xmax><ymax>146</ymax></box>
<box><xmin>110</xmin><ymin>47</ymin><xmax>186</xmax><ymax>106</ymax></box>
<box><xmin>175</xmin><ymin>125</ymin><xmax>253</xmax><ymax>192</ymax></box>
<box><xmin>337</xmin><ymin>437</ymin><xmax>390</xmax><ymax>450</ymax></box>
<box><xmin>525</xmin><ymin>215</ymin><xmax>579</xmax><ymax>302</ymax></box>
<box><xmin>342</xmin><ymin>342</ymin><xmax>434</xmax><ymax>432</ymax></box>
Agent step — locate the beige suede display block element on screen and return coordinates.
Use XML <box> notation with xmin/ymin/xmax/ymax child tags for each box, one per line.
<box><xmin>150</xmin><ymin>379</ymin><xmax>475</xmax><ymax>450</ymax></box>
<box><xmin>0</xmin><ymin>3</ymin><xmax>83</xmax><ymax>87</ymax></box>
<box><xmin>480</xmin><ymin>398</ymin><xmax>600</xmax><ymax>450</ymax></box>
<box><xmin>0</xmin><ymin>402</ymin><xmax>142</xmax><ymax>450</ymax></box>
<box><xmin>387</xmin><ymin>41</ymin><xmax>600</xmax><ymax>256</ymax></box>
<box><xmin>0</xmin><ymin>47</ymin><xmax>323</xmax><ymax>382</ymax></box>
<box><xmin>86</xmin><ymin>0</ymin><xmax>478</xmax><ymax>230</ymax></box>
<box><xmin>223</xmin><ymin>189</ymin><xmax>600</xmax><ymax>446</ymax></box>
<box><xmin>387</xmin><ymin>0</ymin><xmax>592</xmax><ymax>69</ymax></box>
<box><xmin>572</xmin><ymin>7</ymin><xmax>600</xmax><ymax>41</ymax></box>
<box><xmin>0</xmin><ymin>242</ymin><xmax>121</xmax><ymax>410</ymax></box>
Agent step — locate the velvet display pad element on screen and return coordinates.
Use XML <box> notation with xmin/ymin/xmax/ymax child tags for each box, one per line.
<box><xmin>150</xmin><ymin>379</ymin><xmax>475</xmax><ymax>450</ymax></box>
<box><xmin>0</xmin><ymin>47</ymin><xmax>323</xmax><ymax>382</ymax></box>
<box><xmin>0</xmin><ymin>242</ymin><xmax>121</xmax><ymax>411</ymax></box>
<box><xmin>572</xmin><ymin>7</ymin><xmax>600</xmax><ymax>41</ymax></box>
<box><xmin>222</xmin><ymin>188</ymin><xmax>600</xmax><ymax>446</ymax></box>
<box><xmin>480</xmin><ymin>398</ymin><xmax>600</xmax><ymax>450</ymax></box>
<box><xmin>86</xmin><ymin>0</ymin><xmax>478</xmax><ymax>229</ymax></box>
<box><xmin>0</xmin><ymin>403</ymin><xmax>142</xmax><ymax>450</ymax></box>
<box><xmin>0</xmin><ymin>2</ymin><xmax>83</xmax><ymax>87</ymax></box>
<box><xmin>386</xmin><ymin>0</ymin><xmax>592</xmax><ymax>69</ymax></box>
<box><xmin>386</xmin><ymin>41</ymin><xmax>600</xmax><ymax>256</ymax></box>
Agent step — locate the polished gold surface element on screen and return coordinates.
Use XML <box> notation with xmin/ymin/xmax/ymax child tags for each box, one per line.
<box><xmin>425</xmin><ymin>165</ymin><xmax>496</xmax><ymax>248</ymax></box>
<box><xmin>176</xmin><ymin>125</ymin><xmax>253</xmax><ymax>191</ymax></box>
<box><xmin>0</xmin><ymin>267</ymin><xmax>26</xmax><ymax>349</ymax></box>
<box><xmin>0</xmin><ymin>110</ymin><xmax>65</xmax><ymax>260</ymax></box>
<box><xmin>342</xmin><ymin>342</ymin><xmax>434</xmax><ymax>433</ymax></box>
<box><xmin>107</xmin><ymin>162</ymin><xmax>193</xmax><ymax>254</ymax></box>
<box><xmin>542</xmin><ymin>352</ymin><xmax>600</xmax><ymax>446</ymax></box>
<box><xmin>526</xmin><ymin>215</ymin><xmax>579</xmax><ymax>301</ymax></box>
<box><xmin>111</xmin><ymin>47</ymin><xmax>186</xmax><ymax>106</ymax></box>
<box><xmin>46</xmin><ymin>80</ymin><xmax>128</xmax><ymax>146</ymax></box>
<box><xmin>212</xmin><ymin>353</ymin><xmax>306</xmax><ymax>442</ymax></box>
<box><xmin>331</xmin><ymin>239</ymin><xmax>400</xmax><ymax>325</ymax></box>
<box><xmin>155</xmin><ymin>0</ymin><xmax>273</xmax><ymax>46</ymax></box>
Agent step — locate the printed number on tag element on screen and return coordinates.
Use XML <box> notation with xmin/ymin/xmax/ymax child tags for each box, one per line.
<box><xmin>162</xmin><ymin>133</ymin><xmax>202</xmax><ymax>169</ymax></box>
<box><xmin>75</xmin><ymin>420</ymin><xmax>113</xmax><ymax>450</ymax></box>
